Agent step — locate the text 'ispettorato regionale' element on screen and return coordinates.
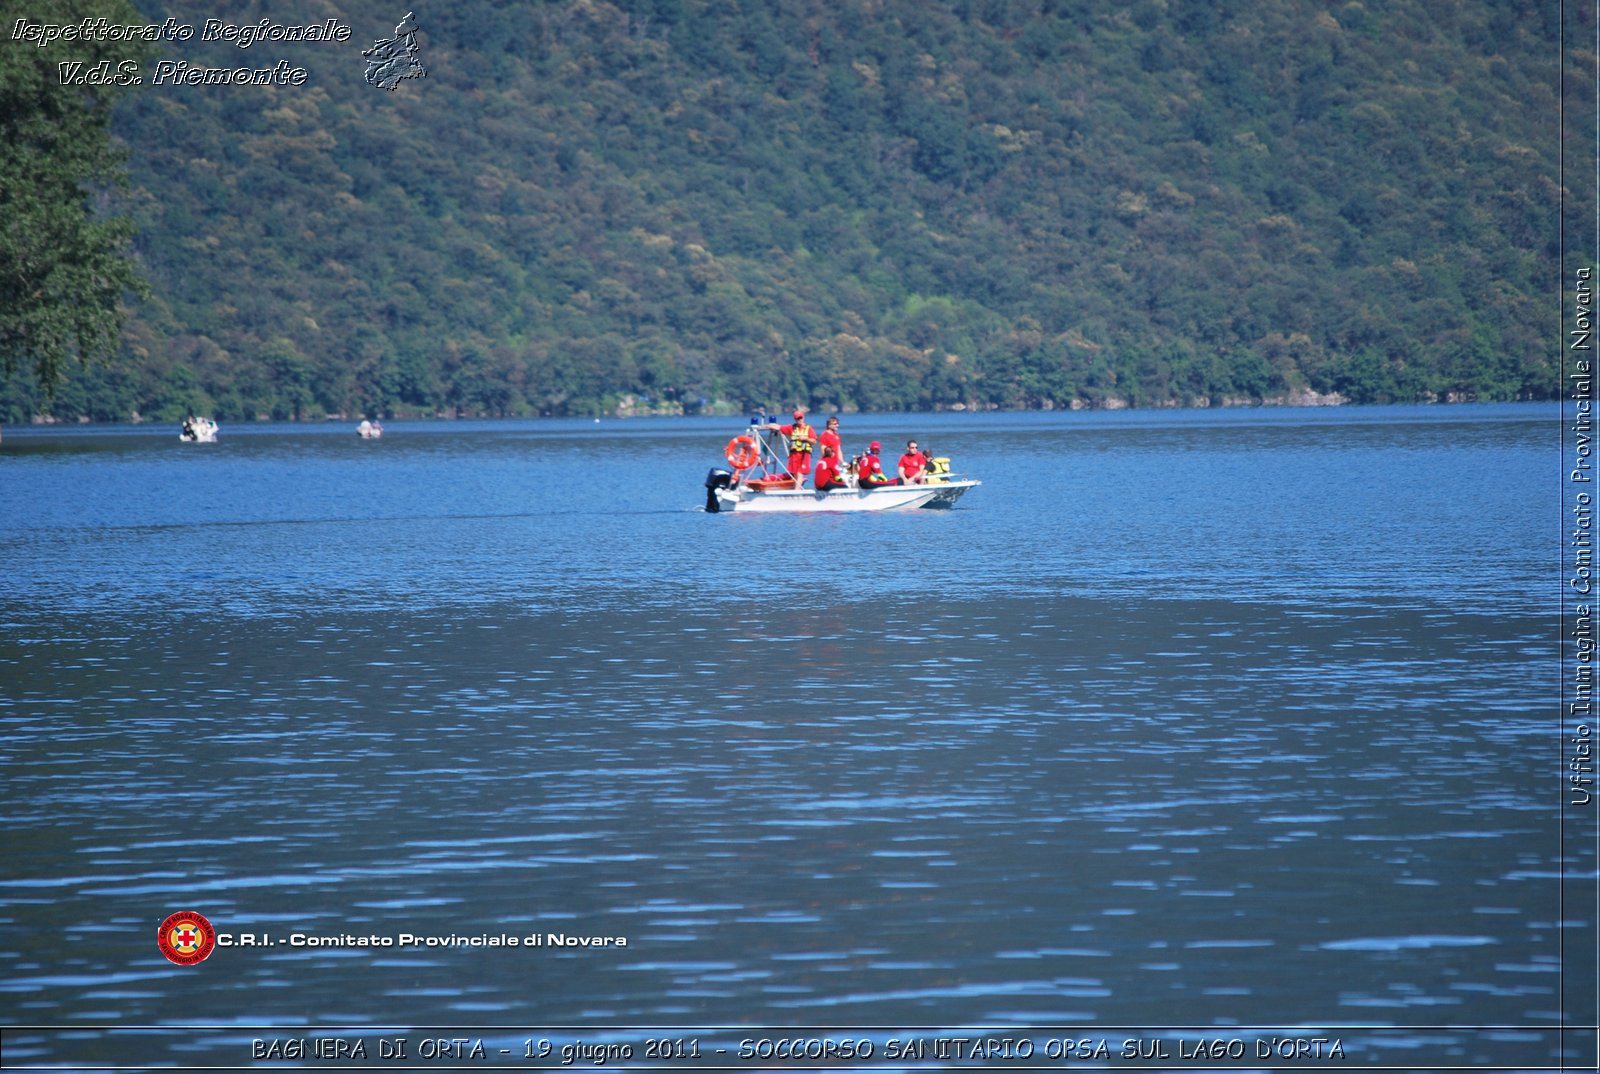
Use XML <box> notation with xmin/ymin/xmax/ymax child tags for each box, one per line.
<box><xmin>12</xmin><ymin>17</ymin><xmax>354</xmax><ymax>87</ymax></box>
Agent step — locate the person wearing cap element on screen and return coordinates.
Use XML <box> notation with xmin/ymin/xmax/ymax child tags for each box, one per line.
<box><xmin>857</xmin><ymin>440</ymin><xmax>894</xmax><ymax>487</ymax></box>
<box><xmin>762</xmin><ymin>409</ymin><xmax>817</xmax><ymax>483</ymax></box>
<box><xmin>897</xmin><ymin>439</ymin><xmax>927</xmax><ymax>484</ymax></box>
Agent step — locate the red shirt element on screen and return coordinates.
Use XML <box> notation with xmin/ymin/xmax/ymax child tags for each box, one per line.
<box><xmin>858</xmin><ymin>451</ymin><xmax>889</xmax><ymax>484</ymax></box>
<box><xmin>898</xmin><ymin>452</ymin><xmax>926</xmax><ymax>482</ymax></box>
<box><xmin>814</xmin><ymin>457</ymin><xmax>843</xmax><ymax>488</ymax></box>
<box><xmin>818</xmin><ymin>428</ymin><xmax>841</xmax><ymax>460</ymax></box>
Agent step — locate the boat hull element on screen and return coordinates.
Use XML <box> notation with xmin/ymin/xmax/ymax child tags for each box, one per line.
<box><xmin>713</xmin><ymin>479</ymin><xmax>979</xmax><ymax>513</ymax></box>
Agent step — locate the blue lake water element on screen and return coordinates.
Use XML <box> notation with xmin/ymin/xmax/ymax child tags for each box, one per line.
<box><xmin>0</xmin><ymin>403</ymin><xmax>1591</xmax><ymax>1069</ymax></box>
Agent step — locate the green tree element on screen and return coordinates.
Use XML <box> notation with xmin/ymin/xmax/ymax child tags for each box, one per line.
<box><xmin>0</xmin><ymin>0</ymin><xmax>150</xmax><ymax>401</ymax></box>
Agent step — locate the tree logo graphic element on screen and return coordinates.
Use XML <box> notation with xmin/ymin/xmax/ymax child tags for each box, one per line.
<box><xmin>363</xmin><ymin>11</ymin><xmax>426</xmax><ymax>90</ymax></box>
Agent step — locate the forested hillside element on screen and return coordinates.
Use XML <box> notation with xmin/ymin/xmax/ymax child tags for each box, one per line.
<box><xmin>2</xmin><ymin>0</ymin><xmax>1586</xmax><ymax>422</ymax></box>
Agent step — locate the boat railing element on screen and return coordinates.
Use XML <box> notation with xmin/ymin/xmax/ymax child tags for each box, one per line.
<box><xmin>737</xmin><ymin>422</ymin><xmax>974</xmax><ymax>488</ymax></box>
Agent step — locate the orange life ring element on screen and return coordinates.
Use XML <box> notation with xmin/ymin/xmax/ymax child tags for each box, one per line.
<box><xmin>726</xmin><ymin>434</ymin><xmax>759</xmax><ymax>471</ymax></box>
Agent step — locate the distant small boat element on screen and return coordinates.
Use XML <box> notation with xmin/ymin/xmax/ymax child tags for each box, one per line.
<box><xmin>357</xmin><ymin>419</ymin><xmax>383</xmax><ymax>439</ymax></box>
<box><xmin>180</xmin><ymin>417</ymin><xmax>219</xmax><ymax>443</ymax></box>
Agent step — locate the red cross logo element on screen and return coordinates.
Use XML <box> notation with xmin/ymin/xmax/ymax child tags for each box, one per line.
<box><xmin>158</xmin><ymin>911</ymin><xmax>215</xmax><ymax>965</ymax></box>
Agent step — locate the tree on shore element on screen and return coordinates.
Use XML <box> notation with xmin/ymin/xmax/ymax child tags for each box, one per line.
<box><xmin>0</xmin><ymin>0</ymin><xmax>150</xmax><ymax>410</ymax></box>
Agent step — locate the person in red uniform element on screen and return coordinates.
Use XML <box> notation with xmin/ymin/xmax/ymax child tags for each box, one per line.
<box><xmin>817</xmin><ymin>415</ymin><xmax>842</xmax><ymax>464</ymax></box>
<box><xmin>763</xmin><ymin>410</ymin><xmax>817</xmax><ymax>482</ymax></box>
<box><xmin>813</xmin><ymin>446</ymin><xmax>846</xmax><ymax>490</ymax></box>
<box><xmin>897</xmin><ymin>439</ymin><xmax>927</xmax><ymax>484</ymax></box>
<box><xmin>857</xmin><ymin>441</ymin><xmax>894</xmax><ymax>486</ymax></box>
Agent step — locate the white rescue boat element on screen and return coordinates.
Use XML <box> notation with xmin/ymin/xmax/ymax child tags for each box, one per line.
<box><xmin>704</xmin><ymin>419</ymin><xmax>978</xmax><ymax>513</ymax></box>
<box><xmin>709</xmin><ymin>477</ymin><xmax>979</xmax><ymax>513</ymax></box>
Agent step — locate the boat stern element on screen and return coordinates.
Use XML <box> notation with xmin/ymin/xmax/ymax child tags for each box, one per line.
<box><xmin>919</xmin><ymin>479</ymin><xmax>980</xmax><ymax>508</ymax></box>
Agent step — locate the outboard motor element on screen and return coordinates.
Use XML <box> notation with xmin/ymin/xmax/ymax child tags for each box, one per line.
<box><xmin>704</xmin><ymin>468</ymin><xmax>734</xmax><ymax>513</ymax></box>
